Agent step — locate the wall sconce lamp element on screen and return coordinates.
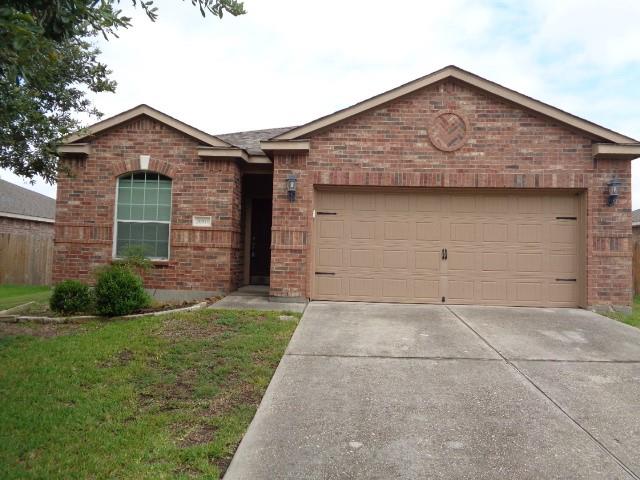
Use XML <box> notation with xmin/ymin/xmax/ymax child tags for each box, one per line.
<box><xmin>607</xmin><ymin>178</ymin><xmax>621</xmax><ymax>206</ymax></box>
<box><xmin>286</xmin><ymin>175</ymin><xmax>297</xmax><ymax>202</ymax></box>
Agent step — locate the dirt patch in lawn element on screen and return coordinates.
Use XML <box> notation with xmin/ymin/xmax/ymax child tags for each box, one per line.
<box><xmin>159</xmin><ymin>315</ymin><xmax>230</xmax><ymax>341</ymax></box>
<box><xmin>98</xmin><ymin>348</ymin><xmax>135</xmax><ymax>368</ymax></box>
<box><xmin>0</xmin><ymin>322</ymin><xmax>86</xmax><ymax>338</ymax></box>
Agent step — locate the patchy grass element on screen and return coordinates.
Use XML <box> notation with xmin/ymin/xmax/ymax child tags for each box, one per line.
<box><xmin>604</xmin><ymin>296</ymin><xmax>640</xmax><ymax>329</ymax></box>
<box><xmin>0</xmin><ymin>285</ymin><xmax>51</xmax><ymax>311</ymax></box>
<box><xmin>0</xmin><ymin>308</ymin><xmax>299</xmax><ymax>479</ymax></box>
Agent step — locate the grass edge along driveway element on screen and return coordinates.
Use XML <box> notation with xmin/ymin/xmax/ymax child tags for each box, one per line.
<box><xmin>0</xmin><ymin>308</ymin><xmax>299</xmax><ymax>479</ymax></box>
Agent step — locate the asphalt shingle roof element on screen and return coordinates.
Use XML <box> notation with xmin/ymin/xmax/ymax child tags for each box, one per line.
<box><xmin>633</xmin><ymin>209</ymin><xmax>640</xmax><ymax>225</ymax></box>
<box><xmin>0</xmin><ymin>179</ymin><xmax>55</xmax><ymax>220</ymax></box>
<box><xmin>217</xmin><ymin>127</ymin><xmax>296</xmax><ymax>155</ymax></box>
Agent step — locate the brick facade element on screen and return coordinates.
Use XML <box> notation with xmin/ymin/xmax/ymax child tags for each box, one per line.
<box><xmin>53</xmin><ymin>116</ymin><xmax>242</xmax><ymax>294</ymax></box>
<box><xmin>0</xmin><ymin>216</ymin><xmax>54</xmax><ymax>238</ymax></box>
<box><xmin>270</xmin><ymin>80</ymin><xmax>632</xmax><ymax>309</ymax></box>
<box><xmin>53</xmin><ymin>77</ymin><xmax>633</xmax><ymax>309</ymax></box>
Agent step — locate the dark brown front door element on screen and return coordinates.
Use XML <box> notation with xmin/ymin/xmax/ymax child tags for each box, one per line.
<box><xmin>250</xmin><ymin>198</ymin><xmax>272</xmax><ymax>285</ymax></box>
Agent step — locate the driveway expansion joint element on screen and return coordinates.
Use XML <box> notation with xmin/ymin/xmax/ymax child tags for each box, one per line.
<box><xmin>285</xmin><ymin>352</ymin><xmax>503</xmax><ymax>361</ymax></box>
<box><xmin>446</xmin><ymin>306</ymin><xmax>640</xmax><ymax>480</ymax></box>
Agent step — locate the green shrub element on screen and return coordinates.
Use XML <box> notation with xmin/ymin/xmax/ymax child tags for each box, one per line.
<box><xmin>50</xmin><ymin>280</ymin><xmax>92</xmax><ymax>314</ymax></box>
<box><xmin>94</xmin><ymin>265</ymin><xmax>151</xmax><ymax>317</ymax></box>
<box><xmin>114</xmin><ymin>245</ymin><xmax>153</xmax><ymax>274</ymax></box>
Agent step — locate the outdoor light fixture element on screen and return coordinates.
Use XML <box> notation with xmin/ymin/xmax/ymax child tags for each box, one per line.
<box><xmin>286</xmin><ymin>175</ymin><xmax>297</xmax><ymax>202</ymax></box>
<box><xmin>607</xmin><ymin>178</ymin><xmax>621</xmax><ymax>206</ymax></box>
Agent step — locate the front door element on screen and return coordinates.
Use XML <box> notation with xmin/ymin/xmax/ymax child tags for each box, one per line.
<box><xmin>250</xmin><ymin>198</ymin><xmax>272</xmax><ymax>285</ymax></box>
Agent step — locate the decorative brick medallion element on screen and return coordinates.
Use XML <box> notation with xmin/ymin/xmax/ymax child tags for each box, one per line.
<box><xmin>429</xmin><ymin>111</ymin><xmax>468</xmax><ymax>152</ymax></box>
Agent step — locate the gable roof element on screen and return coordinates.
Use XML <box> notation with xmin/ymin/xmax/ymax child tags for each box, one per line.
<box><xmin>218</xmin><ymin>127</ymin><xmax>295</xmax><ymax>155</ymax></box>
<box><xmin>273</xmin><ymin>65</ymin><xmax>638</xmax><ymax>144</ymax></box>
<box><xmin>62</xmin><ymin>104</ymin><xmax>231</xmax><ymax>147</ymax></box>
<box><xmin>0</xmin><ymin>179</ymin><xmax>56</xmax><ymax>222</ymax></box>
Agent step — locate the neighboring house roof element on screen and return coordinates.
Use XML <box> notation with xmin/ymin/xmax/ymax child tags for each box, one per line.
<box><xmin>61</xmin><ymin>104</ymin><xmax>232</xmax><ymax>147</ymax></box>
<box><xmin>273</xmin><ymin>65</ymin><xmax>639</xmax><ymax>144</ymax></box>
<box><xmin>633</xmin><ymin>209</ymin><xmax>640</xmax><ymax>226</ymax></box>
<box><xmin>0</xmin><ymin>179</ymin><xmax>55</xmax><ymax>223</ymax></box>
<box><xmin>217</xmin><ymin>127</ymin><xmax>295</xmax><ymax>155</ymax></box>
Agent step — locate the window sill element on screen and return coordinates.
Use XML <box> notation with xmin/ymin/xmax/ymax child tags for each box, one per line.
<box><xmin>110</xmin><ymin>258</ymin><xmax>173</xmax><ymax>267</ymax></box>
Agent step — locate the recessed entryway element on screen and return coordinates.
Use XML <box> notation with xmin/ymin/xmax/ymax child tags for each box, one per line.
<box><xmin>242</xmin><ymin>174</ymin><xmax>273</xmax><ymax>287</ymax></box>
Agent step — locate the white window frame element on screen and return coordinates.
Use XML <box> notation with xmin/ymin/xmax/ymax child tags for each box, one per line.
<box><xmin>112</xmin><ymin>171</ymin><xmax>172</xmax><ymax>261</ymax></box>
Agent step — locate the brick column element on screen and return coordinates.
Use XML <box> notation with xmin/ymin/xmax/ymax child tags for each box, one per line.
<box><xmin>270</xmin><ymin>153</ymin><xmax>310</xmax><ymax>299</ymax></box>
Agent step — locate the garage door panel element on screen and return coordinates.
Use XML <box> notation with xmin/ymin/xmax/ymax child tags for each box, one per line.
<box><xmin>447</xmin><ymin>251</ymin><xmax>476</xmax><ymax>272</ymax></box>
<box><xmin>517</xmin><ymin>223</ymin><xmax>543</xmax><ymax>243</ymax></box>
<box><xmin>317</xmin><ymin>248</ymin><xmax>343</xmax><ymax>268</ymax></box>
<box><xmin>481</xmin><ymin>280</ymin><xmax>508</xmax><ymax>302</ymax></box>
<box><xmin>551</xmin><ymin>223</ymin><xmax>578</xmax><ymax>244</ymax></box>
<box><xmin>482</xmin><ymin>252</ymin><xmax>509</xmax><ymax>272</ymax></box>
<box><xmin>351</xmin><ymin>221</ymin><xmax>376</xmax><ymax>239</ymax></box>
<box><xmin>415</xmin><ymin>251</ymin><xmax>442</xmax><ymax>272</ymax></box>
<box><xmin>416</xmin><ymin>221</ymin><xmax>440</xmax><ymax>241</ymax></box>
<box><xmin>482</xmin><ymin>223</ymin><xmax>509</xmax><ymax>242</ymax></box>
<box><xmin>313</xmin><ymin>189</ymin><xmax>580</xmax><ymax>306</ymax></box>
<box><xmin>384</xmin><ymin>194</ymin><xmax>410</xmax><ymax>212</ymax></box>
<box><xmin>517</xmin><ymin>196</ymin><xmax>544</xmax><ymax>214</ymax></box>
<box><xmin>352</xmin><ymin>193</ymin><xmax>376</xmax><ymax>211</ymax></box>
<box><xmin>318</xmin><ymin>219</ymin><xmax>344</xmax><ymax>239</ymax></box>
<box><xmin>415</xmin><ymin>194</ymin><xmax>443</xmax><ymax>212</ymax></box>
<box><xmin>348</xmin><ymin>277</ymin><xmax>379</xmax><ymax>297</ymax></box>
<box><xmin>549</xmin><ymin>253</ymin><xmax>578</xmax><ymax>274</ymax></box>
<box><xmin>315</xmin><ymin>275</ymin><xmax>342</xmax><ymax>297</ymax></box>
<box><xmin>349</xmin><ymin>249</ymin><xmax>377</xmax><ymax>268</ymax></box>
<box><xmin>516</xmin><ymin>253</ymin><xmax>544</xmax><ymax>273</ymax></box>
<box><xmin>448</xmin><ymin>279</ymin><xmax>475</xmax><ymax>302</ymax></box>
<box><xmin>383</xmin><ymin>250</ymin><xmax>409</xmax><ymax>269</ymax></box>
<box><xmin>450</xmin><ymin>223</ymin><xmax>476</xmax><ymax>242</ymax></box>
<box><xmin>414</xmin><ymin>278</ymin><xmax>442</xmax><ymax>300</ymax></box>
<box><xmin>384</xmin><ymin>221</ymin><xmax>410</xmax><ymax>240</ymax></box>
<box><xmin>549</xmin><ymin>281</ymin><xmax>578</xmax><ymax>304</ymax></box>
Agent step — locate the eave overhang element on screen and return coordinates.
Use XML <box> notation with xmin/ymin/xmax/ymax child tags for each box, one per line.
<box><xmin>592</xmin><ymin>143</ymin><xmax>640</xmax><ymax>160</ymax></box>
<box><xmin>197</xmin><ymin>147</ymin><xmax>248</xmax><ymax>162</ymax></box>
<box><xmin>259</xmin><ymin>140</ymin><xmax>310</xmax><ymax>157</ymax></box>
<box><xmin>57</xmin><ymin>143</ymin><xmax>91</xmax><ymax>155</ymax></box>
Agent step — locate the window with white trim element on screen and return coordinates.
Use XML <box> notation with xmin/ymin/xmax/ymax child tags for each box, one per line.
<box><xmin>115</xmin><ymin>172</ymin><xmax>172</xmax><ymax>259</ymax></box>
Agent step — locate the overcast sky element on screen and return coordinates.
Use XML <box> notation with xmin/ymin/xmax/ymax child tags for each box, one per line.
<box><xmin>3</xmin><ymin>0</ymin><xmax>640</xmax><ymax>206</ymax></box>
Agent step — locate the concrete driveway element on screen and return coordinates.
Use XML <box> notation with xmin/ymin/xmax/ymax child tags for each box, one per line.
<box><xmin>224</xmin><ymin>302</ymin><xmax>640</xmax><ymax>480</ymax></box>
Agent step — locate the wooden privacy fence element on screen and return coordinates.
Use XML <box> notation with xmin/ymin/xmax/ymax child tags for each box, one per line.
<box><xmin>0</xmin><ymin>233</ymin><xmax>53</xmax><ymax>285</ymax></box>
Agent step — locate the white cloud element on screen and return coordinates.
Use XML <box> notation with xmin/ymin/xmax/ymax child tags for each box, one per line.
<box><xmin>4</xmin><ymin>0</ymin><xmax>640</xmax><ymax>206</ymax></box>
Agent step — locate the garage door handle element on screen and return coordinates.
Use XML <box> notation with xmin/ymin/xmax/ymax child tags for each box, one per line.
<box><xmin>442</xmin><ymin>248</ymin><xmax>448</xmax><ymax>260</ymax></box>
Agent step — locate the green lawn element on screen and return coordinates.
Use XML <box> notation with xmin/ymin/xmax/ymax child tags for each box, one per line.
<box><xmin>604</xmin><ymin>296</ymin><xmax>640</xmax><ymax>329</ymax></box>
<box><xmin>0</xmin><ymin>309</ymin><xmax>299</xmax><ymax>479</ymax></box>
<box><xmin>0</xmin><ymin>285</ymin><xmax>51</xmax><ymax>311</ymax></box>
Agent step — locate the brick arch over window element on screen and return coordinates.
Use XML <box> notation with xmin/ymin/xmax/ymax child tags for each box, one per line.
<box><xmin>110</xmin><ymin>157</ymin><xmax>176</xmax><ymax>178</ymax></box>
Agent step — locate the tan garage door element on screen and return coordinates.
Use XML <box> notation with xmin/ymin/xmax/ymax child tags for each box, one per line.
<box><xmin>313</xmin><ymin>189</ymin><xmax>581</xmax><ymax>307</ymax></box>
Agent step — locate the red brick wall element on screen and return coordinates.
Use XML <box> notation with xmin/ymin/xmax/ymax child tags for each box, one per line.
<box><xmin>270</xmin><ymin>79</ymin><xmax>632</xmax><ymax>308</ymax></box>
<box><xmin>53</xmin><ymin>115</ymin><xmax>243</xmax><ymax>294</ymax></box>
<box><xmin>0</xmin><ymin>217</ymin><xmax>54</xmax><ymax>238</ymax></box>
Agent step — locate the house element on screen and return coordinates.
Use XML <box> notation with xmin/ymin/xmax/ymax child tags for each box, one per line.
<box><xmin>0</xmin><ymin>179</ymin><xmax>56</xmax><ymax>284</ymax></box>
<box><xmin>54</xmin><ymin>66</ymin><xmax>640</xmax><ymax>311</ymax></box>
<box><xmin>633</xmin><ymin>209</ymin><xmax>640</xmax><ymax>244</ymax></box>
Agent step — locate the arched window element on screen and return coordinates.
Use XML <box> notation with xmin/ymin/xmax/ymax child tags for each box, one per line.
<box><xmin>115</xmin><ymin>172</ymin><xmax>172</xmax><ymax>259</ymax></box>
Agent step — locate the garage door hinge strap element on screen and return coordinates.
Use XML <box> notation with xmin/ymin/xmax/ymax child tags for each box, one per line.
<box><xmin>555</xmin><ymin>278</ymin><xmax>577</xmax><ymax>282</ymax></box>
<box><xmin>315</xmin><ymin>271</ymin><xmax>335</xmax><ymax>275</ymax></box>
<box><xmin>316</xmin><ymin>211</ymin><xmax>337</xmax><ymax>215</ymax></box>
<box><xmin>556</xmin><ymin>216</ymin><xmax>577</xmax><ymax>220</ymax></box>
